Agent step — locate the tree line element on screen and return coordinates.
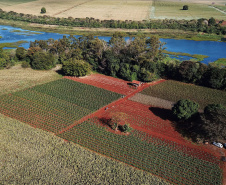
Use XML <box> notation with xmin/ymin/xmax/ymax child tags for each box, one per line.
<box><xmin>10</xmin><ymin>34</ymin><xmax>225</xmax><ymax>90</ymax></box>
<box><xmin>0</xmin><ymin>9</ymin><xmax>225</xmax><ymax>35</ymax></box>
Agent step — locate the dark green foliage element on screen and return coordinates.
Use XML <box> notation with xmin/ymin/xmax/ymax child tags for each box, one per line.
<box><xmin>30</xmin><ymin>51</ymin><xmax>55</xmax><ymax>70</ymax></box>
<box><xmin>183</xmin><ymin>5</ymin><xmax>188</xmax><ymax>10</ymax></box>
<box><xmin>202</xmin><ymin>66</ymin><xmax>226</xmax><ymax>90</ymax></box>
<box><xmin>41</xmin><ymin>7</ymin><xmax>46</xmax><ymax>14</ymax></box>
<box><xmin>21</xmin><ymin>61</ymin><xmax>30</xmax><ymax>68</ymax></box>
<box><xmin>120</xmin><ymin>124</ymin><xmax>133</xmax><ymax>133</ymax></box>
<box><xmin>172</xmin><ymin>99</ymin><xmax>199</xmax><ymax>120</ymax></box>
<box><xmin>0</xmin><ymin>9</ymin><xmax>224</xmax><ymax>35</ymax></box>
<box><xmin>208</xmin><ymin>17</ymin><xmax>216</xmax><ymax>26</ymax></box>
<box><xmin>16</xmin><ymin>47</ymin><xmax>26</xmax><ymax>61</ymax></box>
<box><xmin>62</xmin><ymin>59</ymin><xmax>91</xmax><ymax>77</ymax></box>
<box><xmin>0</xmin><ymin>47</ymin><xmax>14</xmax><ymax>69</ymax></box>
<box><xmin>201</xmin><ymin>104</ymin><xmax>226</xmax><ymax>140</ymax></box>
<box><xmin>178</xmin><ymin>61</ymin><xmax>207</xmax><ymax>83</ymax></box>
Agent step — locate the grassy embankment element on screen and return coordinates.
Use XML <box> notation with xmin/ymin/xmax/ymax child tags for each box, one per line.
<box><xmin>0</xmin><ymin>18</ymin><xmax>224</xmax><ymax>42</ymax></box>
<box><xmin>141</xmin><ymin>80</ymin><xmax>226</xmax><ymax>109</ymax></box>
<box><xmin>0</xmin><ymin>114</ymin><xmax>169</xmax><ymax>184</ymax></box>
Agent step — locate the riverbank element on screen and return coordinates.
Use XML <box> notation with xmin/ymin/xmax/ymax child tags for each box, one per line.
<box><xmin>0</xmin><ymin>19</ymin><xmax>224</xmax><ymax>42</ymax></box>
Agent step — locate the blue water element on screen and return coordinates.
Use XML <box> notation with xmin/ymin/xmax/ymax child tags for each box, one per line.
<box><xmin>0</xmin><ymin>25</ymin><xmax>225</xmax><ymax>64</ymax></box>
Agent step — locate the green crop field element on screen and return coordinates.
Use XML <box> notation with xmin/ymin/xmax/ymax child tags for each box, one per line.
<box><xmin>58</xmin><ymin>120</ymin><xmax>223</xmax><ymax>185</ymax></box>
<box><xmin>0</xmin><ymin>114</ymin><xmax>170</xmax><ymax>184</ymax></box>
<box><xmin>0</xmin><ymin>79</ymin><xmax>121</xmax><ymax>133</ymax></box>
<box><xmin>141</xmin><ymin>80</ymin><xmax>226</xmax><ymax>109</ymax></box>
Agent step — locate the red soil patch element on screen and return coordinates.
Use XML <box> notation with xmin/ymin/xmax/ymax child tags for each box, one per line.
<box><xmin>64</xmin><ymin>74</ymin><xmax>139</xmax><ymax>95</ymax></box>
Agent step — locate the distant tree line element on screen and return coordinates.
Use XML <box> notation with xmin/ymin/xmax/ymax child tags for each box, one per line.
<box><xmin>0</xmin><ymin>9</ymin><xmax>225</xmax><ymax>35</ymax></box>
<box><xmin>13</xmin><ymin>34</ymin><xmax>226</xmax><ymax>90</ymax></box>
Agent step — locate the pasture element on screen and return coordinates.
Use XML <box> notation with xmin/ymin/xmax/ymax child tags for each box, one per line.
<box><xmin>152</xmin><ymin>0</ymin><xmax>226</xmax><ymax>20</ymax></box>
<box><xmin>0</xmin><ymin>114</ymin><xmax>170</xmax><ymax>184</ymax></box>
<box><xmin>1</xmin><ymin>0</ymin><xmax>225</xmax><ymax>21</ymax></box>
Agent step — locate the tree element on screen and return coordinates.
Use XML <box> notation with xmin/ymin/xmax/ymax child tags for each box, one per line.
<box><xmin>183</xmin><ymin>5</ymin><xmax>188</xmax><ymax>10</ymax></box>
<box><xmin>172</xmin><ymin>99</ymin><xmax>199</xmax><ymax>120</ymax></box>
<box><xmin>208</xmin><ymin>17</ymin><xmax>216</xmax><ymax>26</ymax></box>
<box><xmin>41</xmin><ymin>7</ymin><xmax>46</xmax><ymax>14</ymax></box>
<box><xmin>62</xmin><ymin>59</ymin><xmax>91</xmax><ymax>77</ymax></box>
<box><xmin>201</xmin><ymin>104</ymin><xmax>226</xmax><ymax>140</ymax></box>
<box><xmin>30</xmin><ymin>52</ymin><xmax>55</xmax><ymax>70</ymax></box>
<box><xmin>16</xmin><ymin>47</ymin><xmax>26</xmax><ymax>61</ymax></box>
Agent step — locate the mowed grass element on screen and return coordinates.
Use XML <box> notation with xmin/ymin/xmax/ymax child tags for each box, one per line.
<box><xmin>0</xmin><ymin>64</ymin><xmax>62</xmax><ymax>96</ymax></box>
<box><xmin>141</xmin><ymin>80</ymin><xmax>226</xmax><ymax>109</ymax></box>
<box><xmin>0</xmin><ymin>114</ymin><xmax>170</xmax><ymax>184</ymax></box>
<box><xmin>153</xmin><ymin>1</ymin><xmax>226</xmax><ymax>20</ymax></box>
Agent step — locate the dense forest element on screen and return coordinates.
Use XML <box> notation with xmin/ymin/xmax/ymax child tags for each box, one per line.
<box><xmin>7</xmin><ymin>33</ymin><xmax>225</xmax><ymax>90</ymax></box>
<box><xmin>0</xmin><ymin>9</ymin><xmax>225</xmax><ymax>35</ymax></box>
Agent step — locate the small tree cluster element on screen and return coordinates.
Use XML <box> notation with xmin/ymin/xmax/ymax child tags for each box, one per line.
<box><xmin>183</xmin><ymin>5</ymin><xmax>188</xmax><ymax>10</ymax></box>
<box><xmin>172</xmin><ymin>99</ymin><xmax>199</xmax><ymax>120</ymax></box>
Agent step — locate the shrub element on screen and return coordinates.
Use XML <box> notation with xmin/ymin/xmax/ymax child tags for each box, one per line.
<box><xmin>62</xmin><ymin>59</ymin><xmax>91</xmax><ymax>77</ymax></box>
<box><xmin>30</xmin><ymin>52</ymin><xmax>55</xmax><ymax>70</ymax></box>
<box><xmin>183</xmin><ymin>5</ymin><xmax>188</xmax><ymax>10</ymax></box>
<box><xmin>172</xmin><ymin>99</ymin><xmax>199</xmax><ymax>120</ymax></box>
<box><xmin>41</xmin><ymin>7</ymin><xmax>46</xmax><ymax>14</ymax></box>
<box><xmin>21</xmin><ymin>61</ymin><xmax>30</xmax><ymax>68</ymax></box>
<box><xmin>16</xmin><ymin>47</ymin><xmax>26</xmax><ymax>61</ymax></box>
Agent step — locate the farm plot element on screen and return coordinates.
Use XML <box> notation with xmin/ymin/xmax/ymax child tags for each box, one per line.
<box><xmin>1</xmin><ymin>0</ymin><xmax>152</xmax><ymax>21</ymax></box>
<box><xmin>65</xmin><ymin>74</ymin><xmax>138</xmax><ymax>95</ymax></box>
<box><xmin>58</xmin><ymin>120</ymin><xmax>223</xmax><ymax>185</ymax></box>
<box><xmin>140</xmin><ymin>80</ymin><xmax>226</xmax><ymax>109</ymax></box>
<box><xmin>153</xmin><ymin>1</ymin><xmax>226</xmax><ymax>20</ymax></box>
<box><xmin>0</xmin><ymin>79</ymin><xmax>121</xmax><ymax>133</ymax></box>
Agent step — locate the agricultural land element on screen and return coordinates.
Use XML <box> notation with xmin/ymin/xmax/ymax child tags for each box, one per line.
<box><xmin>0</xmin><ymin>0</ymin><xmax>225</xmax><ymax>21</ymax></box>
<box><xmin>0</xmin><ymin>69</ymin><xmax>225</xmax><ymax>184</ymax></box>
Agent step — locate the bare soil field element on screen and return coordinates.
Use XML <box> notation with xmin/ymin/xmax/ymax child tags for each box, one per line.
<box><xmin>0</xmin><ymin>64</ymin><xmax>61</xmax><ymax>95</ymax></box>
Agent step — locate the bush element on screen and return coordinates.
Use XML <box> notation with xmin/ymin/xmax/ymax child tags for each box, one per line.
<box><xmin>41</xmin><ymin>7</ymin><xmax>46</xmax><ymax>14</ymax></box>
<box><xmin>120</xmin><ymin>124</ymin><xmax>133</xmax><ymax>133</ymax></box>
<box><xmin>183</xmin><ymin>5</ymin><xmax>188</xmax><ymax>10</ymax></box>
<box><xmin>172</xmin><ymin>99</ymin><xmax>199</xmax><ymax>120</ymax></box>
<box><xmin>30</xmin><ymin>52</ymin><xmax>55</xmax><ymax>70</ymax></box>
<box><xmin>62</xmin><ymin>59</ymin><xmax>91</xmax><ymax>77</ymax></box>
<box><xmin>21</xmin><ymin>61</ymin><xmax>30</xmax><ymax>68</ymax></box>
<box><xmin>16</xmin><ymin>47</ymin><xmax>26</xmax><ymax>61</ymax></box>
<box><xmin>201</xmin><ymin>104</ymin><xmax>226</xmax><ymax>140</ymax></box>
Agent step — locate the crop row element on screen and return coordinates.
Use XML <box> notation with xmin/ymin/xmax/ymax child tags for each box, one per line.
<box><xmin>58</xmin><ymin>121</ymin><xmax>223</xmax><ymax>185</ymax></box>
<box><xmin>31</xmin><ymin>79</ymin><xmax>121</xmax><ymax>111</ymax></box>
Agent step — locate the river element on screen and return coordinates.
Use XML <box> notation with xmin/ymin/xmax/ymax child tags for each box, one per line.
<box><xmin>0</xmin><ymin>25</ymin><xmax>225</xmax><ymax>64</ymax></box>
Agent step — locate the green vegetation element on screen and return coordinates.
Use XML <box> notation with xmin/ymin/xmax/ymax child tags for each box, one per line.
<box><xmin>0</xmin><ymin>114</ymin><xmax>170</xmax><ymax>184</ymax></box>
<box><xmin>0</xmin><ymin>79</ymin><xmax>121</xmax><ymax>133</ymax></box>
<box><xmin>154</xmin><ymin>1</ymin><xmax>226</xmax><ymax>20</ymax></box>
<box><xmin>0</xmin><ymin>8</ymin><xmax>225</xmax><ymax>36</ymax></box>
<box><xmin>0</xmin><ymin>40</ymin><xmax>28</xmax><ymax>48</ymax></box>
<box><xmin>141</xmin><ymin>80</ymin><xmax>226</xmax><ymax>109</ymax></box>
<box><xmin>163</xmin><ymin>51</ymin><xmax>209</xmax><ymax>61</ymax></box>
<box><xmin>183</xmin><ymin>5</ymin><xmax>188</xmax><ymax>10</ymax></box>
<box><xmin>41</xmin><ymin>7</ymin><xmax>46</xmax><ymax>14</ymax></box>
<box><xmin>58</xmin><ymin>120</ymin><xmax>223</xmax><ymax>185</ymax></box>
<box><xmin>211</xmin><ymin>58</ymin><xmax>226</xmax><ymax>67</ymax></box>
<box><xmin>62</xmin><ymin>59</ymin><xmax>91</xmax><ymax>77</ymax></box>
<box><xmin>172</xmin><ymin>99</ymin><xmax>199</xmax><ymax>120</ymax></box>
